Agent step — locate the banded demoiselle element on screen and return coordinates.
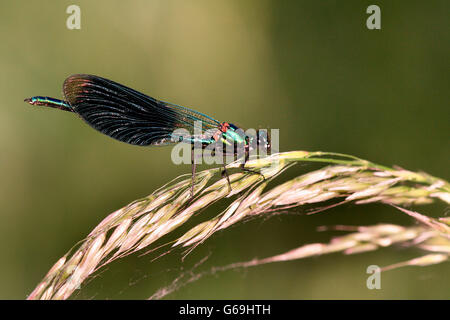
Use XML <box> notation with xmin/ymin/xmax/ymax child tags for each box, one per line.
<box><xmin>25</xmin><ymin>74</ymin><xmax>270</xmax><ymax>197</ymax></box>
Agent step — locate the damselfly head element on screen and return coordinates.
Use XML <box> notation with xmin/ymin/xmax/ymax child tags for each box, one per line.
<box><xmin>256</xmin><ymin>129</ymin><xmax>271</xmax><ymax>153</ymax></box>
<box><xmin>246</xmin><ymin>129</ymin><xmax>271</xmax><ymax>155</ymax></box>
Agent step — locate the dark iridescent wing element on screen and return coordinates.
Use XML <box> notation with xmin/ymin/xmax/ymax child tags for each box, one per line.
<box><xmin>62</xmin><ymin>74</ymin><xmax>220</xmax><ymax>146</ymax></box>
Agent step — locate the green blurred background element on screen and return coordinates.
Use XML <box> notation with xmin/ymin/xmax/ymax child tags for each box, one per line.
<box><xmin>0</xmin><ymin>0</ymin><xmax>448</xmax><ymax>299</ymax></box>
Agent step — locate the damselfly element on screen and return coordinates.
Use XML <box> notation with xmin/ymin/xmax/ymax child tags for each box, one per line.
<box><xmin>25</xmin><ymin>74</ymin><xmax>271</xmax><ymax>197</ymax></box>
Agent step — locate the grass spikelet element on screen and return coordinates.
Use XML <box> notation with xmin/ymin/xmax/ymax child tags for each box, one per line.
<box><xmin>27</xmin><ymin>151</ymin><xmax>450</xmax><ymax>300</ymax></box>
